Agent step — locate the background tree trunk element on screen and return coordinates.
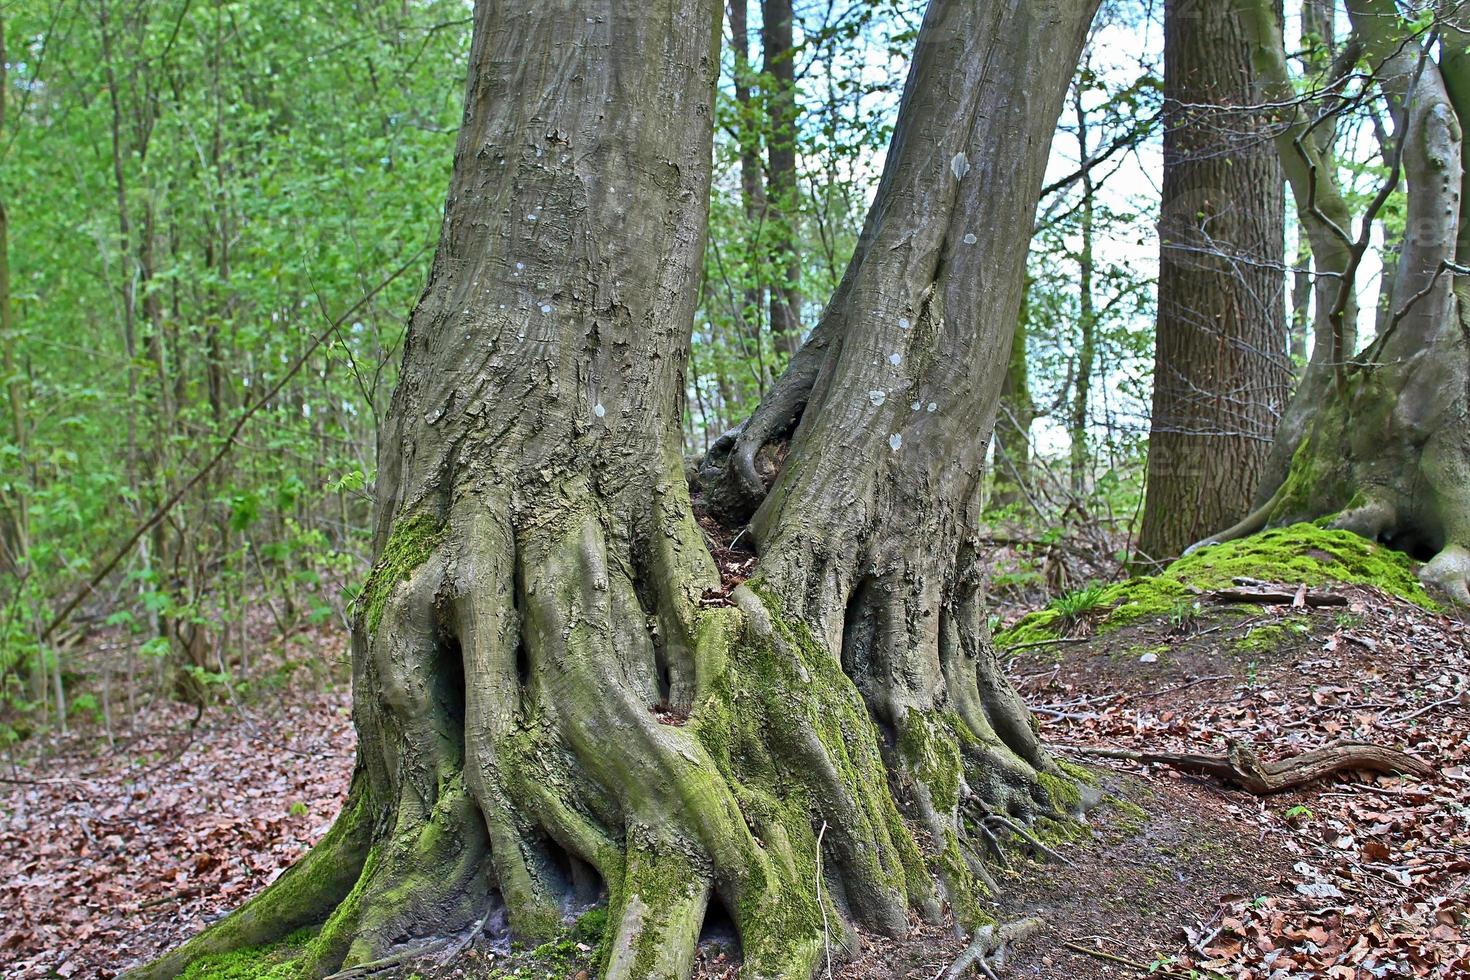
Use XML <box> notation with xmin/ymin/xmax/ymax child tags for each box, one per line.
<box><xmin>993</xmin><ymin>307</ymin><xmax>1035</xmax><ymax>509</ymax></box>
<box><xmin>763</xmin><ymin>0</ymin><xmax>803</xmax><ymax>358</ymax></box>
<box><xmin>730</xmin><ymin>0</ymin><xmax>770</xmax><ymax>387</ymax></box>
<box><xmin>1204</xmin><ymin>0</ymin><xmax>1470</xmax><ymax>605</ymax></box>
<box><xmin>1069</xmin><ymin>75</ymin><xmax>1098</xmax><ymax>499</ymax></box>
<box><xmin>1136</xmin><ymin>0</ymin><xmax>1289</xmax><ymax>564</ymax></box>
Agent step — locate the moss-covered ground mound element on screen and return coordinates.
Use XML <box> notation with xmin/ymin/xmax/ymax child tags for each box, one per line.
<box><xmin>996</xmin><ymin>523</ymin><xmax>1436</xmax><ymax>649</ymax></box>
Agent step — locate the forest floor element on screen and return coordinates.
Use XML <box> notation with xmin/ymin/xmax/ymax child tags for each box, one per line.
<box><xmin>1</xmin><ymin>586</ymin><xmax>1466</xmax><ymax>979</ymax></box>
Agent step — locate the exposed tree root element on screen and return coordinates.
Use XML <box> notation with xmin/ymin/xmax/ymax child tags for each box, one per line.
<box><xmin>124</xmin><ymin>0</ymin><xmax>1106</xmax><ymax>972</ymax></box>
<box><xmin>1062</xmin><ymin>739</ymin><xmax>1434</xmax><ymax>793</ymax></box>
<box><xmin>126</xmin><ymin>494</ymin><xmax>1093</xmax><ymax>980</ymax></box>
<box><xmin>942</xmin><ymin>917</ymin><xmax>1045</xmax><ymax>980</ymax></box>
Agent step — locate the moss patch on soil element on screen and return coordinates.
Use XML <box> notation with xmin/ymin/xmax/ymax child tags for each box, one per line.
<box><xmin>997</xmin><ymin>524</ymin><xmax>1435</xmax><ymax>648</ymax></box>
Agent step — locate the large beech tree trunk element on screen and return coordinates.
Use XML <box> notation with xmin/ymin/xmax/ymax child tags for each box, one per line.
<box><xmin>133</xmin><ymin>1</ymin><xmax>1099</xmax><ymax>978</ymax></box>
<box><xmin>1136</xmin><ymin>0</ymin><xmax>1289</xmax><ymax>564</ymax></box>
<box><xmin>1202</xmin><ymin>0</ymin><xmax>1470</xmax><ymax>605</ymax></box>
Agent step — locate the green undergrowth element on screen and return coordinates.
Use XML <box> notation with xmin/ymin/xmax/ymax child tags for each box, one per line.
<box><xmin>997</xmin><ymin>524</ymin><xmax>1435</xmax><ymax>648</ymax></box>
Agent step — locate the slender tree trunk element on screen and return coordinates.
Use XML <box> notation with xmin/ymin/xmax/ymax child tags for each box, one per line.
<box><xmin>993</xmin><ymin>302</ymin><xmax>1034</xmax><ymax>508</ymax></box>
<box><xmin>762</xmin><ymin>0</ymin><xmax>802</xmax><ymax>358</ymax></box>
<box><xmin>0</xmin><ymin>11</ymin><xmax>27</xmax><ymax>575</ymax></box>
<box><xmin>135</xmin><ymin>2</ymin><xmax>1100</xmax><ymax>978</ymax></box>
<box><xmin>730</xmin><ymin>0</ymin><xmax>767</xmax><ymax>349</ymax></box>
<box><xmin>1069</xmin><ymin>77</ymin><xmax>1097</xmax><ymax>499</ymax></box>
<box><xmin>1136</xmin><ymin>0</ymin><xmax>1288</xmax><ymax>564</ymax></box>
<box><xmin>1290</xmin><ymin>225</ymin><xmax>1312</xmax><ymax>363</ymax></box>
<box><xmin>1288</xmin><ymin>0</ymin><xmax>1333</xmax><ymax>367</ymax></box>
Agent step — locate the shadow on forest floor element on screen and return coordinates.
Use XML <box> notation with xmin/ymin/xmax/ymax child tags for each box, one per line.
<box><xmin>1</xmin><ymin>587</ymin><xmax>1466</xmax><ymax>979</ymax></box>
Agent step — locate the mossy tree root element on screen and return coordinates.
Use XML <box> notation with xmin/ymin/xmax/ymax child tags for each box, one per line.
<box><xmin>1190</xmin><ymin>379</ymin><xmax>1470</xmax><ymax>605</ymax></box>
<box><xmin>128</xmin><ymin>476</ymin><xmax>1098</xmax><ymax>980</ymax></box>
<box><xmin>127</xmin><ymin>483</ymin><xmax>1090</xmax><ymax>980</ymax></box>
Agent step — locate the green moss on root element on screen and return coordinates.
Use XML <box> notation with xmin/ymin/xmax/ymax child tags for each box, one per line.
<box><xmin>359</xmin><ymin>514</ymin><xmax>445</xmax><ymax>633</ymax></box>
<box><xmin>935</xmin><ymin>829</ymin><xmax>991</xmax><ymax>930</ymax></box>
<box><xmin>997</xmin><ymin>523</ymin><xmax>1436</xmax><ymax>648</ymax></box>
<box><xmin>688</xmin><ymin>587</ymin><xmax>936</xmax><ymax>970</ymax></box>
<box><xmin>1036</xmin><ymin>770</ymin><xmax>1084</xmax><ymax>817</ymax></box>
<box><xmin>897</xmin><ymin>712</ymin><xmax>965</xmax><ymax>813</ymax></box>
<box><xmin>177</xmin><ymin>928</ymin><xmax>315</xmax><ymax>980</ymax></box>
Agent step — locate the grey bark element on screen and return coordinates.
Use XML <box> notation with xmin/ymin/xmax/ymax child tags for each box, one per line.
<box><xmin>1203</xmin><ymin>0</ymin><xmax>1470</xmax><ymax>605</ymax></box>
<box><xmin>132</xmin><ymin>1</ymin><xmax>1103</xmax><ymax>978</ymax></box>
<box><xmin>1136</xmin><ymin>0</ymin><xmax>1289</xmax><ymax>564</ymax></box>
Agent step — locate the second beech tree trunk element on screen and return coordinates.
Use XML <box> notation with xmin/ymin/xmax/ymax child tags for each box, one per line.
<box><xmin>133</xmin><ymin>1</ymin><xmax>1101</xmax><ymax>978</ymax></box>
<box><xmin>1137</xmin><ymin>0</ymin><xmax>1289</xmax><ymax>564</ymax></box>
<box><xmin>1202</xmin><ymin>0</ymin><xmax>1470</xmax><ymax>606</ymax></box>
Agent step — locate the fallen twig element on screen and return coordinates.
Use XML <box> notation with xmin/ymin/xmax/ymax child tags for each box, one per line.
<box><xmin>816</xmin><ymin>820</ymin><xmax>832</xmax><ymax>979</ymax></box>
<box><xmin>941</xmin><ymin>917</ymin><xmax>1043</xmax><ymax>980</ymax></box>
<box><xmin>1205</xmin><ymin>585</ymin><xmax>1348</xmax><ymax>606</ymax></box>
<box><xmin>1060</xmin><ymin>938</ymin><xmax>1229</xmax><ymax>979</ymax></box>
<box><xmin>1386</xmin><ymin>694</ymin><xmax>1466</xmax><ymax>725</ymax></box>
<box><xmin>1053</xmin><ymin>739</ymin><xmax>1433</xmax><ymax>793</ymax></box>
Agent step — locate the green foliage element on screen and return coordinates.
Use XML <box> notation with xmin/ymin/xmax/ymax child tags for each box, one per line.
<box><xmin>0</xmin><ymin>0</ymin><xmax>468</xmax><ymax>733</ymax></box>
<box><xmin>1053</xmin><ymin>582</ymin><xmax>1113</xmax><ymax>624</ymax></box>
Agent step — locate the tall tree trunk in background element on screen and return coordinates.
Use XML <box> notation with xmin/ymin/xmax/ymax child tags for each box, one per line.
<box><xmin>1205</xmin><ymin>0</ymin><xmax>1470</xmax><ymax>605</ymax></box>
<box><xmin>730</xmin><ymin>0</ymin><xmax>770</xmax><ymax>393</ymax></box>
<box><xmin>1136</xmin><ymin>0</ymin><xmax>1288</xmax><ymax>564</ymax></box>
<box><xmin>1069</xmin><ymin>76</ymin><xmax>1097</xmax><ymax>499</ymax></box>
<box><xmin>0</xmin><ymin>6</ymin><xmax>33</xmax><ymax>634</ymax></box>
<box><xmin>1288</xmin><ymin>0</ymin><xmax>1335</xmax><ymax>365</ymax></box>
<box><xmin>1290</xmin><ymin>225</ymin><xmax>1312</xmax><ymax>363</ymax></box>
<box><xmin>0</xmin><ymin>11</ymin><xmax>24</xmax><ymax>575</ymax></box>
<box><xmin>994</xmin><ymin>304</ymin><xmax>1035</xmax><ymax>508</ymax></box>
<box><xmin>134</xmin><ymin>1</ymin><xmax>1099</xmax><ymax>978</ymax></box>
<box><xmin>763</xmin><ymin>0</ymin><xmax>802</xmax><ymax>357</ymax></box>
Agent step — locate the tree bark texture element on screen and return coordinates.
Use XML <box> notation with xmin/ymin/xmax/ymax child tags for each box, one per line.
<box><xmin>762</xmin><ymin>0</ymin><xmax>803</xmax><ymax>358</ymax></box>
<box><xmin>133</xmin><ymin>1</ymin><xmax>1101</xmax><ymax>978</ymax></box>
<box><xmin>1136</xmin><ymin>0</ymin><xmax>1289</xmax><ymax>564</ymax></box>
<box><xmin>1205</xmin><ymin>0</ymin><xmax>1470</xmax><ymax>605</ymax></box>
